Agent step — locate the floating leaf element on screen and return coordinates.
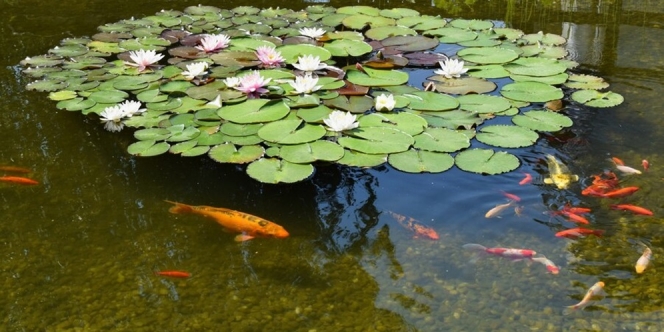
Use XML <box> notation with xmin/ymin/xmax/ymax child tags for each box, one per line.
<box><xmin>323</xmin><ymin>95</ymin><xmax>374</xmax><ymax>113</ymax></box>
<box><xmin>402</xmin><ymin>91</ymin><xmax>459</xmax><ymax>111</ymax></box>
<box><xmin>337</xmin><ymin>150</ymin><xmax>386</xmax><ymax>167</ymax></box>
<box><xmin>457</xmin><ymin>95</ymin><xmax>511</xmax><ymax>114</ymax></box>
<box><xmin>257</xmin><ymin>119</ymin><xmax>326</xmax><ymax>144</ymax></box>
<box><xmin>413</xmin><ymin>128</ymin><xmax>470</xmax><ymax>152</ymax></box>
<box><xmin>246</xmin><ymin>158</ymin><xmax>314</xmax><ymax>183</ymax></box>
<box><xmin>347</xmin><ymin>67</ymin><xmax>410</xmax><ymax>87</ymax></box>
<box><xmin>571</xmin><ymin>90</ymin><xmax>624</xmax><ymax>108</ymax></box>
<box><xmin>358</xmin><ymin>112</ymin><xmax>427</xmax><ymax>136</ymax></box>
<box><xmin>26</xmin><ymin>79</ymin><xmax>68</xmax><ymax>92</ymax></box>
<box><xmin>476</xmin><ymin>125</ymin><xmax>539</xmax><ymax>148</ymax></box>
<box><xmin>209</xmin><ymin>144</ymin><xmax>264</xmax><ymax>163</ymax></box>
<box><xmin>218</xmin><ymin>100</ymin><xmax>290</xmax><ymax>123</ymax></box>
<box><xmin>48</xmin><ymin>90</ymin><xmax>77</xmax><ymax>101</ymax></box>
<box><xmin>564</xmin><ymin>74</ymin><xmax>609</xmax><ymax>90</ymax></box>
<box><xmin>324</xmin><ymin>39</ymin><xmax>373</xmax><ymax>57</ymax></box>
<box><xmin>512</xmin><ymin>110</ymin><xmax>573</xmax><ymax>132</ymax></box>
<box><xmin>503</xmin><ymin>58</ymin><xmax>568</xmax><ymax>77</ymax></box>
<box><xmin>365</xmin><ymin>26</ymin><xmax>417</xmax><ymax>41</ymax></box>
<box><xmin>522</xmin><ymin>32</ymin><xmax>566</xmax><ymax>46</ymax></box>
<box><xmin>277</xmin><ymin>44</ymin><xmax>332</xmax><ymax>64</ymax></box>
<box><xmin>338</xmin><ymin>127</ymin><xmax>414</xmax><ymax>154</ymax></box>
<box><xmin>500</xmin><ymin>81</ymin><xmax>563</xmax><ymax>102</ymax></box>
<box><xmin>449</xmin><ymin>19</ymin><xmax>494</xmax><ymax>30</ymax></box>
<box><xmin>424</xmin><ymin>27</ymin><xmax>477</xmax><ymax>43</ymax></box>
<box><xmin>455</xmin><ymin>148</ymin><xmax>520</xmax><ymax>175</ymax></box>
<box><xmin>127</xmin><ymin>140</ymin><xmax>170</xmax><ymax>157</ymax></box>
<box><xmin>280</xmin><ymin>140</ymin><xmax>345</xmax><ymax>163</ymax></box>
<box><xmin>457</xmin><ymin>47</ymin><xmax>519</xmax><ymax>64</ymax></box>
<box><xmin>432</xmin><ymin>77</ymin><xmax>496</xmax><ymax>95</ymax></box>
<box><xmin>134</xmin><ymin>128</ymin><xmax>171</xmax><ymax>141</ymax></box>
<box><xmin>380</xmin><ymin>35</ymin><xmax>439</xmax><ymax>52</ymax></box>
<box><xmin>388</xmin><ymin>149</ymin><xmax>454</xmax><ymax>173</ymax></box>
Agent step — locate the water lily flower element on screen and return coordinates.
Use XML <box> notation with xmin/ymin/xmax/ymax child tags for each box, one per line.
<box><xmin>255</xmin><ymin>46</ymin><xmax>285</xmax><ymax>68</ymax></box>
<box><xmin>234</xmin><ymin>71</ymin><xmax>272</xmax><ymax>96</ymax></box>
<box><xmin>99</xmin><ymin>105</ymin><xmax>125</xmax><ymax>132</ymax></box>
<box><xmin>434</xmin><ymin>58</ymin><xmax>468</xmax><ymax>79</ymax></box>
<box><xmin>288</xmin><ymin>74</ymin><xmax>322</xmax><ymax>95</ymax></box>
<box><xmin>375</xmin><ymin>94</ymin><xmax>396</xmax><ymax>111</ymax></box>
<box><xmin>181</xmin><ymin>62</ymin><xmax>209</xmax><ymax>80</ymax></box>
<box><xmin>223</xmin><ymin>76</ymin><xmax>241</xmax><ymax>88</ymax></box>
<box><xmin>299</xmin><ymin>27</ymin><xmax>326</xmax><ymax>39</ymax></box>
<box><xmin>324</xmin><ymin>110</ymin><xmax>359</xmax><ymax>132</ymax></box>
<box><xmin>127</xmin><ymin>49</ymin><xmax>164</xmax><ymax>72</ymax></box>
<box><xmin>292</xmin><ymin>55</ymin><xmax>327</xmax><ymax>72</ymax></box>
<box><xmin>196</xmin><ymin>34</ymin><xmax>231</xmax><ymax>53</ymax></box>
<box><xmin>118</xmin><ymin>100</ymin><xmax>146</xmax><ymax>117</ymax></box>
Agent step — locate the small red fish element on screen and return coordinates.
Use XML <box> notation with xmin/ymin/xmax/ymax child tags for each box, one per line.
<box><xmin>562</xmin><ymin>211</ymin><xmax>590</xmax><ymax>224</ymax></box>
<box><xmin>642</xmin><ymin>159</ymin><xmax>649</xmax><ymax>171</ymax></box>
<box><xmin>562</xmin><ymin>205</ymin><xmax>591</xmax><ymax>215</ymax></box>
<box><xmin>501</xmin><ymin>191</ymin><xmax>521</xmax><ymax>202</ymax></box>
<box><xmin>519</xmin><ymin>173</ymin><xmax>533</xmax><ymax>185</ymax></box>
<box><xmin>600</xmin><ymin>186</ymin><xmax>639</xmax><ymax>198</ymax></box>
<box><xmin>463</xmin><ymin>243</ymin><xmax>536</xmax><ymax>260</ymax></box>
<box><xmin>555</xmin><ymin>227</ymin><xmax>604</xmax><ymax>238</ymax></box>
<box><xmin>155</xmin><ymin>270</ymin><xmax>191</xmax><ymax>278</ymax></box>
<box><xmin>611</xmin><ymin>157</ymin><xmax>625</xmax><ymax>166</ymax></box>
<box><xmin>610</xmin><ymin>204</ymin><xmax>653</xmax><ymax>216</ymax></box>
<box><xmin>0</xmin><ymin>176</ymin><xmax>38</xmax><ymax>185</ymax></box>
<box><xmin>0</xmin><ymin>166</ymin><xmax>31</xmax><ymax>173</ymax></box>
<box><xmin>388</xmin><ymin>211</ymin><xmax>439</xmax><ymax>240</ymax></box>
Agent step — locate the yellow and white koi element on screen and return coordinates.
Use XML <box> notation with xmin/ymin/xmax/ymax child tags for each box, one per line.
<box><xmin>543</xmin><ymin>154</ymin><xmax>579</xmax><ymax>189</ymax></box>
<box><xmin>563</xmin><ymin>281</ymin><xmax>605</xmax><ymax>315</ymax></box>
<box><xmin>635</xmin><ymin>246</ymin><xmax>652</xmax><ymax>274</ymax></box>
<box><xmin>485</xmin><ymin>201</ymin><xmax>515</xmax><ymax>218</ymax></box>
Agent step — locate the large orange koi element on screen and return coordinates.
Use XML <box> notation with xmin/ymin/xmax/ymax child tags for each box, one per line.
<box><xmin>388</xmin><ymin>211</ymin><xmax>439</xmax><ymax>240</ymax></box>
<box><xmin>610</xmin><ymin>204</ymin><xmax>653</xmax><ymax>216</ymax></box>
<box><xmin>0</xmin><ymin>176</ymin><xmax>38</xmax><ymax>185</ymax></box>
<box><xmin>165</xmin><ymin>200</ymin><xmax>289</xmax><ymax>242</ymax></box>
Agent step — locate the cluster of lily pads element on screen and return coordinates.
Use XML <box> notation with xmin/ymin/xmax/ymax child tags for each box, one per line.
<box><xmin>20</xmin><ymin>5</ymin><xmax>624</xmax><ymax>183</ymax></box>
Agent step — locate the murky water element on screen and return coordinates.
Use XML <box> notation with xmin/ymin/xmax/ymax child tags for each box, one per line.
<box><xmin>2</xmin><ymin>0</ymin><xmax>664</xmax><ymax>331</ymax></box>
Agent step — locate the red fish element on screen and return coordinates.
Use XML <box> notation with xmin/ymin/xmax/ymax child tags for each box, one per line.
<box><xmin>642</xmin><ymin>159</ymin><xmax>649</xmax><ymax>171</ymax></box>
<box><xmin>582</xmin><ymin>171</ymin><xmax>620</xmax><ymax>196</ymax></box>
<box><xmin>388</xmin><ymin>211</ymin><xmax>439</xmax><ymax>240</ymax></box>
<box><xmin>555</xmin><ymin>228</ymin><xmax>604</xmax><ymax>238</ymax></box>
<box><xmin>501</xmin><ymin>191</ymin><xmax>521</xmax><ymax>202</ymax></box>
<box><xmin>0</xmin><ymin>176</ymin><xmax>38</xmax><ymax>185</ymax></box>
<box><xmin>531</xmin><ymin>256</ymin><xmax>559</xmax><ymax>274</ymax></box>
<box><xmin>463</xmin><ymin>243</ymin><xmax>536</xmax><ymax>260</ymax></box>
<box><xmin>610</xmin><ymin>204</ymin><xmax>653</xmax><ymax>216</ymax></box>
<box><xmin>562</xmin><ymin>205</ymin><xmax>591</xmax><ymax>215</ymax></box>
<box><xmin>0</xmin><ymin>166</ymin><xmax>31</xmax><ymax>173</ymax></box>
<box><xmin>562</xmin><ymin>211</ymin><xmax>590</xmax><ymax>224</ymax></box>
<box><xmin>600</xmin><ymin>187</ymin><xmax>639</xmax><ymax>198</ymax></box>
<box><xmin>519</xmin><ymin>173</ymin><xmax>533</xmax><ymax>185</ymax></box>
<box><xmin>611</xmin><ymin>157</ymin><xmax>625</xmax><ymax>166</ymax></box>
<box><xmin>155</xmin><ymin>270</ymin><xmax>191</xmax><ymax>278</ymax></box>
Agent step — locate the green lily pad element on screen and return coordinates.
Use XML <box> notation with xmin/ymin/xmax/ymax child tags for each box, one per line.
<box><xmin>277</xmin><ymin>44</ymin><xmax>331</xmax><ymax>64</ymax></box>
<box><xmin>510</xmin><ymin>73</ymin><xmax>569</xmax><ymax>85</ymax></box>
<box><xmin>48</xmin><ymin>90</ymin><xmax>78</xmax><ymax>101</ymax></box>
<box><xmin>500</xmin><ymin>81</ymin><xmax>564</xmax><ymax>102</ymax></box>
<box><xmin>219</xmin><ymin>100</ymin><xmax>290</xmax><ymax>124</ymax></box>
<box><xmin>503</xmin><ymin>58</ymin><xmax>568</xmax><ymax>77</ymax></box>
<box><xmin>358</xmin><ymin>112</ymin><xmax>427</xmax><ymax>136</ymax></box>
<box><xmin>380</xmin><ymin>35</ymin><xmax>439</xmax><ymax>52</ymax></box>
<box><xmin>338</xmin><ymin>127</ymin><xmax>414</xmax><ymax>154</ymax></box>
<box><xmin>413</xmin><ymin>128</ymin><xmax>470</xmax><ymax>152</ymax></box>
<box><xmin>571</xmin><ymin>90</ymin><xmax>624</xmax><ymax>108</ymax></box>
<box><xmin>365</xmin><ymin>26</ymin><xmax>417</xmax><ymax>41</ymax></box>
<box><xmin>457</xmin><ymin>47</ymin><xmax>519</xmax><ymax>64</ymax></box>
<box><xmin>520</xmin><ymin>45</ymin><xmax>568</xmax><ymax>59</ymax></box>
<box><xmin>246</xmin><ymin>158</ymin><xmax>314</xmax><ymax>183</ymax></box>
<box><xmin>134</xmin><ymin>128</ymin><xmax>171</xmax><ymax>141</ymax></box>
<box><xmin>420</xmin><ymin>110</ymin><xmax>483</xmax><ymax>130</ymax></box>
<box><xmin>347</xmin><ymin>67</ymin><xmax>409</xmax><ymax>87</ymax></box>
<box><xmin>457</xmin><ymin>95</ymin><xmax>511</xmax><ymax>114</ymax></box>
<box><xmin>26</xmin><ymin>79</ymin><xmax>68</xmax><ymax>92</ymax></box>
<box><xmin>467</xmin><ymin>65</ymin><xmax>510</xmax><ymax>79</ymax></box>
<box><xmin>512</xmin><ymin>110</ymin><xmax>573</xmax><ymax>132</ymax></box>
<box><xmin>388</xmin><ymin>149</ymin><xmax>454</xmax><ymax>173</ymax></box>
<box><xmin>397</xmin><ymin>15</ymin><xmax>447</xmax><ymax>30</ymax></box>
<box><xmin>209</xmin><ymin>144</ymin><xmax>264</xmax><ymax>163</ymax></box>
<box><xmin>257</xmin><ymin>119</ymin><xmax>326</xmax><ymax>144</ymax></box>
<box><xmin>20</xmin><ymin>55</ymin><xmax>64</xmax><ymax>67</ymax></box>
<box><xmin>522</xmin><ymin>32</ymin><xmax>566</xmax><ymax>46</ymax></box>
<box><xmin>564</xmin><ymin>74</ymin><xmax>609</xmax><ymax>90</ymax></box>
<box><xmin>323</xmin><ymin>95</ymin><xmax>374</xmax><ymax>113</ymax></box>
<box><xmin>432</xmin><ymin>77</ymin><xmax>496</xmax><ymax>95</ymax></box>
<box><xmin>455</xmin><ymin>148</ymin><xmax>520</xmax><ymax>175</ymax></box>
<box><xmin>127</xmin><ymin>140</ymin><xmax>170</xmax><ymax>157</ymax></box>
<box><xmin>342</xmin><ymin>14</ymin><xmax>395</xmax><ymax>30</ymax></box>
<box><xmin>402</xmin><ymin>91</ymin><xmax>459</xmax><ymax>111</ymax></box>
<box><xmin>55</xmin><ymin>98</ymin><xmax>96</xmax><ymax>111</ymax></box>
<box><xmin>280</xmin><ymin>140</ymin><xmax>345</xmax><ymax>163</ymax></box>
<box><xmin>424</xmin><ymin>27</ymin><xmax>477</xmax><ymax>43</ymax></box>
<box><xmin>324</xmin><ymin>39</ymin><xmax>373</xmax><ymax>57</ymax></box>
<box><xmin>449</xmin><ymin>19</ymin><xmax>494</xmax><ymax>30</ymax></box>
<box><xmin>169</xmin><ymin>140</ymin><xmax>198</xmax><ymax>154</ymax></box>
<box><xmin>166</xmin><ymin>125</ymin><xmax>201</xmax><ymax>142</ymax></box>
<box><xmin>337</xmin><ymin>150</ymin><xmax>387</xmax><ymax>167</ymax></box>
<box><xmin>476</xmin><ymin>125</ymin><xmax>539</xmax><ymax>148</ymax></box>
<box><xmin>220</xmin><ymin>123</ymin><xmax>263</xmax><ymax>136</ymax></box>
<box><xmin>88</xmin><ymin>89</ymin><xmax>129</xmax><ymax>103</ymax></box>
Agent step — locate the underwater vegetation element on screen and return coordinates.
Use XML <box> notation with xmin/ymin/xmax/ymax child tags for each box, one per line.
<box><xmin>19</xmin><ymin>5</ymin><xmax>624</xmax><ymax>183</ymax></box>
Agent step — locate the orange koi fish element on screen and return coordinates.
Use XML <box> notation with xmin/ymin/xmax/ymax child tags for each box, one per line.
<box><xmin>519</xmin><ymin>173</ymin><xmax>533</xmax><ymax>185</ymax></box>
<box><xmin>463</xmin><ymin>243</ymin><xmax>536</xmax><ymax>260</ymax></box>
<box><xmin>610</xmin><ymin>204</ymin><xmax>653</xmax><ymax>216</ymax></box>
<box><xmin>635</xmin><ymin>246</ymin><xmax>652</xmax><ymax>274</ymax></box>
<box><xmin>485</xmin><ymin>201</ymin><xmax>515</xmax><ymax>218</ymax></box>
<box><xmin>165</xmin><ymin>200</ymin><xmax>289</xmax><ymax>242</ymax></box>
<box><xmin>600</xmin><ymin>186</ymin><xmax>639</xmax><ymax>198</ymax></box>
<box><xmin>555</xmin><ymin>227</ymin><xmax>604</xmax><ymax>238</ymax></box>
<box><xmin>642</xmin><ymin>159</ymin><xmax>649</xmax><ymax>171</ymax></box>
<box><xmin>561</xmin><ymin>211</ymin><xmax>590</xmax><ymax>224</ymax></box>
<box><xmin>0</xmin><ymin>176</ymin><xmax>38</xmax><ymax>185</ymax></box>
<box><xmin>582</xmin><ymin>171</ymin><xmax>620</xmax><ymax>197</ymax></box>
<box><xmin>501</xmin><ymin>191</ymin><xmax>521</xmax><ymax>202</ymax></box>
<box><xmin>563</xmin><ymin>281</ymin><xmax>605</xmax><ymax>315</ymax></box>
<box><xmin>531</xmin><ymin>256</ymin><xmax>559</xmax><ymax>274</ymax></box>
<box><xmin>155</xmin><ymin>270</ymin><xmax>191</xmax><ymax>278</ymax></box>
<box><xmin>0</xmin><ymin>166</ymin><xmax>31</xmax><ymax>173</ymax></box>
<box><xmin>562</xmin><ymin>205</ymin><xmax>591</xmax><ymax>215</ymax></box>
<box><xmin>388</xmin><ymin>211</ymin><xmax>439</xmax><ymax>240</ymax></box>
<box><xmin>610</xmin><ymin>157</ymin><xmax>624</xmax><ymax>166</ymax></box>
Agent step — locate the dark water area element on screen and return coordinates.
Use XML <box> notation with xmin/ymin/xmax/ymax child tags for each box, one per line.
<box><xmin>2</xmin><ymin>0</ymin><xmax>664</xmax><ymax>331</ymax></box>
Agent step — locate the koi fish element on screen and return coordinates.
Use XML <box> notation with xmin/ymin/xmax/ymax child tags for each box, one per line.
<box><xmin>543</xmin><ymin>154</ymin><xmax>579</xmax><ymax>189</ymax></box>
<box><xmin>642</xmin><ymin>159</ymin><xmax>649</xmax><ymax>171</ymax></box>
<box><xmin>165</xmin><ymin>200</ymin><xmax>289</xmax><ymax>242</ymax></box>
<box><xmin>155</xmin><ymin>270</ymin><xmax>191</xmax><ymax>278</ymax></box>
<box><xmin>387</xmin><ymin>211</ymin><xmax>439</xmax><ymax>240</ymax></box>
<box><xmin>463</xmin><ymin>243</ymin><xmax>536</xmax><ymax>260</ymax></box>
<box><xmin>0</xmin><ymin>166</ymin><xmax>31</xmax><ymax>173</ymax></box>
<box><xmin>501</xmin><ymin>191</ymin><xmax>521</xmax><ymax>202</ymax></box>
<box><xmin>531</xmin><ymin>256</ymin><xmax>559</xmax><ymax>274</ymax></box>
<box><xmin>610</xmin><ymin>204</ymin><xmax>653</xmax><ymax>216</ymax></box>
<box><xmin>611</xmin><ymin>157</ymin><xmax>625</xmax><ymax>166</ymax></box>
<box><xmin>0</xmin><ymin>176</ymin><xmax>38</xmax><ymax>185</ymax></box>
<box><xmin>635</xmin><ymin>246</ymin><xmax>652</xmax><ymax>274</ymax></box>
<box><xmin>562</xmin><ymin>205</ymin><xmax>591</xmax><ymax>215</ymax></box>
<box><xmin>561</xmin><ymin>211</ymin><xmax>590</xmax><ymax>224</ymax></box>
<box><xmin>485</xmin><ymin>201</ymin><xmax>515</xmax><ymax>218</ymax></box>
<box><xmin>600</xmin><ymin>186</ymin><xmax>639</xmax><ymax>198</ymax></box>
<box><xmin>519</xmin><ymin>173</ymin><xmax>533</xmax><ymax>185</ymax></box>
<box><xmin>582</xmin><ymin>171</ymin><xmax>620</xmax><ymax>197</ymax></box>
<box><xmin>563</xmin><ymin>281</ymin><xmax>605</xmax><ymax>315</ymax></box>
<box><xmin>616</xmin><ymin>165</ymin><xmax>642</xmax><ymax>175</ymax></box>
<box><xmin>555</xmin><ymin>227</ymin><xmax>604</xmax><ymax>239</ymax></box>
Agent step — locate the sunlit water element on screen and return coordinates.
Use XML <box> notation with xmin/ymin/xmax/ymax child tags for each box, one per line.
<box><xmin>2</xmin><ymin>0</ymin><xmax>664</xmax><ymax>331</ymax></box>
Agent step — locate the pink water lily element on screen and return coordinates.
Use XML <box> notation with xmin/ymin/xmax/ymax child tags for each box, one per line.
<box><xmin>126</xmin><ymin>49</ymin><xmax>164</xmax><ymax>72</ymax></box>
<box><xmin>234</xmin><ymin>71</ymin><xmax>272</xmax><ymax>96</ymax></box>
<box><xmin>255</xmin><ymin>46</ymin><xmax>284</xmax><ymax>68</ymax></box>
<box><xmin>196</xmin><ymin>34</ymin><xmax>231</xmax><ymax>53</ymax></box>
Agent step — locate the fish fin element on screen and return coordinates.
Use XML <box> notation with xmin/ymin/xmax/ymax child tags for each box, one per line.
<box><xmin>562</xmin><ymin>305</ymin><xmax>577</xmax><ymax>316</ymax></box>
<box><xmin>165</xmin><ymin>200</ymin><xmax>193</xmax><ymax>214</ymax></box>
<box><xmin>234</xmin><ymin>234</ymin><xmax>255</xmax><ymax>242</ymax></box>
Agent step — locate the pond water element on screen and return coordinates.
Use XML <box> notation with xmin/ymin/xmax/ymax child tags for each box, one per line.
<box><xmin>2</xmin><ymin>0</ymin><xmax>664</xmax><ymax>331</ymax></box>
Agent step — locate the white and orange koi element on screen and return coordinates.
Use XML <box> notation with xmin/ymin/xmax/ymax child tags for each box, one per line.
<box><xmin>531</xmin><ymin>256</ymin><xmax>559</xmax><ymax>274</ymax></box>
<box><xmin>563</xmin><ymin>281</ymin><xmax>605</xmax><ymax>315</ymax></box>
<box><xmin>463</xmin><ymin>243</ymin><xmax>536</xmax><ymax>260</ymax></box>
<box><xmin>635</xmin><ymin>246</ymin><xmax>652</xmax><ymax>274</ymax></box>
<box><xmin>485</xmin><ymin>201</ymin><xmax>515</xmax><ymax>218</ymax></box>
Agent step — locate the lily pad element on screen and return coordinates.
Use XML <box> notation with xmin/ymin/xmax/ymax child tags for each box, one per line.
<box><xmin>432</xmin><ymin>77</ymin><xmax>496</xmax><ymax>95</ymax></box>
<box><xmin>324</xmin><ymin>39</ymin><xmax>373</xmax><ymax>57</ymax></box>
<box><xmin>571</xmin><ymin>90</ymin><xmax>624</xmax><ymax>108</ymax></box>
<box><xmin>365</xmin><ymin>26</ymin><xmax>417</xmax><ymax>41</ymax></box>
<box><xmin>209</xmin><ymin>144</ymin><xmax>264</xmax><ymax>163</ymax></box>
<box><xmin>279</xmin><ymin>140</ymin><xmax>345</xmax><ymax>163</ymax></box>
<box><xmin>337</xmin><ymin>150</ymin><xmax>387</xmax><ymax>167</ymax></box>
<box><xmin>476</xmin><ymin>125</ymin><xmax>539</xmax><ymax>148</ymax></box>
<box><xmin>246</xmin><ymin>158</ymin><xmax>314</xmax><ymax>183</ymax></box>
<box><xmin>500</xmin><ymin>81</ymin><xmax>563</xmax><ymax>102</ymax></box>
<box><xmin>219</xmin><ymin>100</ymin><xmax>290</xmax><ymax>123</ymax></box>
<box><xmin>388</xmin><ymin>149</ymin><xmax>454</xmax><ymax>173</ymax></box>
<box><xmin>127</xmin><ymin>140</ymin><xmax>170</xmax><ymax>157</ymax></box>
<box><xmin>257</xmin><ymin>119</ymin><xmax>326</xmax><ymax>144</ymax></box>
<box><xmin>457</xmin><ymin>95</ymin><xmax>511</xmax><ymax>114</ymax></box>
<box><xmin>380</xmin><ymin>35</ymin><xmax>439</xmax><ymax>52</ymax></box>
<box><xmin>455</xmin><ymin>148</ymin><xmax>520</xmax><ymax>175</ymax></box>
<box><xmin>55</xmin><ymin>98</ymin><xmax>96</xmax><ymax>111</ymax></box>
<box><xmin>413</xmin><ymin>128</ymin><xmax>470</xmax><ymax>153</ymax></box>
<box><xmin>564</xmin><ymin>74</ymin><xmax>609</xmax><ymax>90</ymax></box>
<box><xmin>424</xmin><ymin>27</ymin><xmax>477</xmax><ymax>43</ymax></box>
<box><xmin>338</xmin><ymin>127</ymin><xmax>414</xmax><ymax>154</ymax></box>
<box><xmin>503</xmin><ymin>58</ymin><xmax>568</xmax><ymax>77</ymax></box>
<box><xmin>277</xmin><ymin>44</ymin><xmax>332</xmax><ymax>64</ymax></box>
<box><xmin>323</xmin><ymin>95</ymin><xmax>375</xmax><ymax>113</ymax></box>
<box><xmin>457</xmin><ymin>47</ymin><xmax>519</xmax><ymax>64</ymax></box>
<box><xmin>512</xmin><ymin>110</ymin><xmax>573</xmax><ymax>132</ymax></box>
<box><xmin>358</xmin><ymin>112</ymin><xmax>427</xmax><ymax>136</ymax></box>
<box><xmin>402</xmin><ymin>91</ymin><xmax>459</xmax><ymax>111</ymax></box>
<box><xmin>134</xmin><ymin>128</ymin><xmax>171</xmax><ymax>141</ymax></box>
<box><xmin>347</xmin><ymin>67</ymin><xmax>409</xmax><ymax>87</ymax></box>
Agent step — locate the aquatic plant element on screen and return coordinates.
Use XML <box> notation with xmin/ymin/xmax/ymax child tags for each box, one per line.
<box><xmin>20</xmin><ymin>5</ymin><xmax>623</xmax><ymax>183</ymax></box>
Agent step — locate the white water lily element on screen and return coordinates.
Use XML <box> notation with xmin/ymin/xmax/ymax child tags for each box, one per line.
<box><xmin>324</xmin><ymin>110</ymin><xmax>359</xmax><ymax>132</ymax></box>
<box><xmin>118</xmin><ymin>100</ymin><xmax>145</xmax><ymax>117</ymax></box>
<box><xmin>223</xmin><ymin>76</ymin><xmax>241</xmax><ymax>88</ymax></box>
<box><xmin>99</xmin><ymin>105</ymin><xmax>125</xmax><ymax>132</ymax></box>
<box><xmin>288</xmin><ymin>74</ymin><xmax>322</xmax><ymax>95</ymax></box>
<box><xmin>434</xmin><ymin>58</ymin><xmax>468</xmax><ymax>79</ymax></box>
<box><xmin>181</xmin><ymin>62</ymin><xmax>209</xmax><ymax>80</ymax></box>
<box><xmin>127</xmin><ymin>49</ymin><xmax>164</xmax><ymax>72</ymax></box>
<box><xmin>196</xmin><ymin>34</ymin><xmax>231</xmax><ymax>53</ymax></box>
<box><xmin>374</xmin><ymin>94</ymin><xmax>396</xmax><ymax>111</ymax></box>
<box><xmin>292</xmin><ymin>54</ymin><xmax>327</xmax><ymax>72</ymax></box>
<box><xmin>299</xmin><ymin>27</ymin><xmax>326</xmax><ymax>39</ymax></box>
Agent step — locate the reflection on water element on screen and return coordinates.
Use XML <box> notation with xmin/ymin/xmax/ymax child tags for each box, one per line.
<box><xmin>2</xmin><ymin>0</ymin><xmax>664</xmax><ymax>330</ymax></box>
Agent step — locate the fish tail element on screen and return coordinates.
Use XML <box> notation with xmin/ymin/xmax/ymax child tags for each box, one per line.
<box><xmin>462</xmin><ymin>243</ymin><xmax>487</xmax><ymax>252</ymax></box>
<box><xmin>165</xmin><ymin>200</ymin><xmax>193</xmax><ymax>214</ymax></box>
<box><xmin>562</xmin><ymin>305</ymin><xmax>577</xmax><ymax>316</ymax></box>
